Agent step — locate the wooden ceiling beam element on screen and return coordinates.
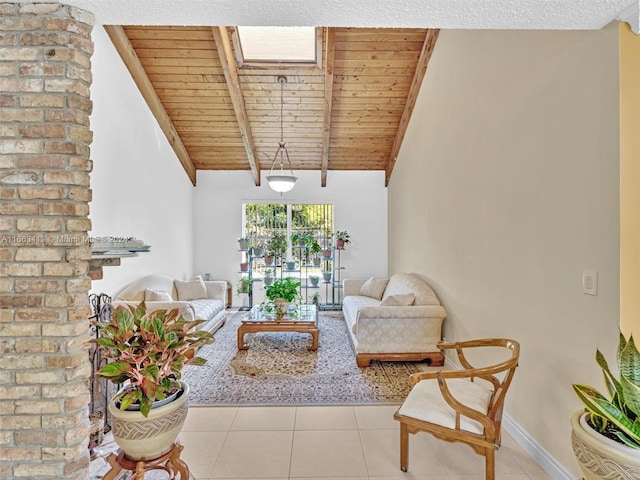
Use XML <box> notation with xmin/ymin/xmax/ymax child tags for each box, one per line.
<box><xmin>321</xmin><ymin>28</ymin><xmax>336</xmax><ymax>187</ymax></box>
<box><xmin>211</xmin><ymin>26</ymin><xmax>261</xmax><ymax>186</ymax></box>
<box><xmin>104</xmin><ymin>25</ymin><xmax>197</xmax><ymax>185</ymax></box>
<box><xmin>385</xmin><ymin>29</ymin><xmax>440</xmax><ymax>186</ymax></box>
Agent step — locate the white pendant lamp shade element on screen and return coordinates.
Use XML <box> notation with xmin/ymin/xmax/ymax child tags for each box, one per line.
<box><xmin>266</xmin><ymin>174</ymin><xmax>297</xmax><ymax>193</ymax></box>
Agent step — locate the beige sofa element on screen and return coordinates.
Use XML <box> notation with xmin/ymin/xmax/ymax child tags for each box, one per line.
<box><xmin>112</xmin><ymin>274</ymin><xmax>227</xmax><ymax>334</ymax></box>
<box><xmin>342</xmin><ymin>273</ymin><xmax>447</xmax><ymax>367</ymax></box>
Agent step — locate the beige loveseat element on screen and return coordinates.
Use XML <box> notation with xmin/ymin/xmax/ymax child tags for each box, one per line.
<box><xmin>342</xmin><ymin>273</ymin><xmax>447</xmax><ymax>367</ymax></box>
<box><xmin>112</xmin><ymin>274</ymin><xmax>227</xmax><ymax>334</ymax></box>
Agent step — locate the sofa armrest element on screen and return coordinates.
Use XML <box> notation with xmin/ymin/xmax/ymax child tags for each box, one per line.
<box><xmin>111</xmin><ymin>300</ymin><xmax>196</xmax><ymax>321</ymax></box>
<box><xmin>203</xmin><ymin>280</ymin><xmax>227</xmax><ymax>302</ymax></box>
<box><xmin>343</xmin><ymin>278</ymin><xmax>367</xmax><ymax>297</ymax></box>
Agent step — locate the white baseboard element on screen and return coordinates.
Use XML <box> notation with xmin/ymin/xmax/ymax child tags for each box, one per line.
<box><xmin>443</xmin><ymin>352</ymin><xmax>577</xmax><ymax>480</ymax></box>
<box><xmin>502</xmin><ymin>413</ymin><xmax>577</xmax><ymax>480</ymax></box>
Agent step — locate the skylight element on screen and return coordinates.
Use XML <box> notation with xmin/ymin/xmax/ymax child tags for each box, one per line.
<box><xmin>235</xmin><ymin>26</ymin><xmax>317</xmax><ymax>64</ymax></box>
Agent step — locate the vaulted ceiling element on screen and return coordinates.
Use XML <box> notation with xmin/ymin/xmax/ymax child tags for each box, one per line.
<box><xmin>54</xmin><ymin>0</ymin><xmax>635</xmax><ymax>187</ymax></box>
<box><xmin>104</xmin><ymin>26</ymin><xmax>438</xmax><ymax>187</ymax></box>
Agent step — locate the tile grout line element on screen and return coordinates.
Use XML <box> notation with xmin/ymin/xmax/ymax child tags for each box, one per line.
<box><xmin>289</xmin><ymin>407</ymin><xmax>299</xmax><ymax>479</ymax></box>
<box><xmin>205</xmin><ymin>408</ymin><xmax>239</xmax><ymax>479</ymax></box>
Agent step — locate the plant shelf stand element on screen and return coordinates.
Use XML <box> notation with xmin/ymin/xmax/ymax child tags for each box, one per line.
<box><xmin>238</xmin><ymin>247</ymin><xmax>254</xmax><ymax>311</ymax></box>
<box><xmin>320</xmin><ymin>246</ymin><xmax>345</xmax><ymax>310</ymax></box>
<box><xmin>103</xmin><ymin>442</ymin><xmax>191</xmax><ymax>480</ymax></box>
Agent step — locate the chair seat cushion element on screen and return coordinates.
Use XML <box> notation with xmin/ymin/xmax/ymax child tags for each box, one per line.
<box><xmin>398</xmin><ymin>378</ymin><xmax>493</xmax><ymax>434</ymax></box>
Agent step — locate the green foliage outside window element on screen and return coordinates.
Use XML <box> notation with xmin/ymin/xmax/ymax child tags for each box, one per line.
<box><xmin>244</xmin><ymin>204</ymin><xmax>333</xmax><ymax>264</ymax></box>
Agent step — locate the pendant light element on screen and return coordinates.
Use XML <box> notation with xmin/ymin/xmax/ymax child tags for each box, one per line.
<box><xmin>266</xmin><ymin>76</ymin><xmax>298</xmax><ymax>193</ymax></box>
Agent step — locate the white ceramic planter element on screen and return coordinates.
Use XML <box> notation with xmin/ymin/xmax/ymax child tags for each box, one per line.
<box><xmin>109</xmin><ymin>382</ymin><xmax>189</xmax><ymax>460</ymax></box>
<box><xmin>570</xmin><ymin>410</ymin><xmax>640</xmax><ymax>480</ymax></box>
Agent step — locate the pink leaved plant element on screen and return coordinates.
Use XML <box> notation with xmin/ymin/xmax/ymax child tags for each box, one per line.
<box><xmin>91</xmin><ymin>302</ymin><xmax>214</xmax><ymax>417</ymax></box>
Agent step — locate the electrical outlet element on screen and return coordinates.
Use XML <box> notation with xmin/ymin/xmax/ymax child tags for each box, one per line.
<box><xmin>582</xmin><ymin>270</ymin><xmax>598</xmax><ymax>296</ymax></box>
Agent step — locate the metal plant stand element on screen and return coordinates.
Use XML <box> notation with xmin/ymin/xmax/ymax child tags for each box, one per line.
<box><xmin>88</xmin><ymin>293</ymin><xmax>114</xmax><ymax>458</ymax></box>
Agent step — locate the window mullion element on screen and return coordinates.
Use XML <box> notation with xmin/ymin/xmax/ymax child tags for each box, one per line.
<box><xmin>286</xmin><ymin>204</ymin><xmax>293</xmax><ymax>260</ymax></box>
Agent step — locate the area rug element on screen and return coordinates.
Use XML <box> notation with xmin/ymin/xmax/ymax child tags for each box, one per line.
<box><xmin>182</xmin><ymin>309</ymin><xmax>420</xmax><ymax>406</ymax></box>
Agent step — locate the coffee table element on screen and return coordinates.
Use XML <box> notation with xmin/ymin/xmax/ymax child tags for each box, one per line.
<box><xmin>237</xmin><ymin>304</ymin><xmax>318</xmax><ymax>351</ymax></box>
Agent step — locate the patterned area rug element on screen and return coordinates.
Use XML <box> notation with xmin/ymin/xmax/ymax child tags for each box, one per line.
<box><xmin>182</xmin><ymin>309</ymin><xmax>420</xmax><ymax>406</ymax></box>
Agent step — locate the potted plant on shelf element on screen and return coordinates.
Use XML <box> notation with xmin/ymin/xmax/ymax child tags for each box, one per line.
<box><xmin>264</xmin><ymin>252</ymin><xmax>275</xmax><ymax>266</ymax></box>
<box><xmin>322</xmin><ymin>270</ymin><xmax>332</xmax><ymax>283</ymax></box>
<box><xmin>237</xmin><ymin>276</ymin><xmax>252</xmax><ymax>294</ymax></box>
<box><xmin>91</xmin><ymin>302</ymin><xmax>214</xmax><ymax>460</ymax></box>
<box><xmin>263</xmin><ymin>269</ymin><xmax>274</xmax><ymax>286</ymax></box>
<box><xmin>251</xmin><ymin>240</ymin><xmax>265</xmax><ymax>257</ymax></box>
<box><xmin>309</xmin><ymin>238</ymin><xmax>322</xmax><ymax>266</ymax></box>
<box><xmin>310</xmin><ymin>292</ymin><xmax>320</xmax><ymax>306</ymax></box>
<box><xmin>571</xmin><ymin>332</ymin><xmax>640</xmax><ymax>479</ymax></box>
<box><xmin>309</xmin><ymin>274</ymin><xmax>320</xmax><ymax>287</ymax></box>
<box><xmin>266</xmin><ymin>233</ymin><xmax>287</xmax><ymax>264</ymax></box>
<box><xmin>335</xmin><ymin>230</ymin><xmax>351</xmax><ymax>249</ymax></box>
<box><xmin>237</xmin><ymin>237</ymin><xmax>249</xmax><ymax>251</ymax></box>
<box><xmin>263</xmin><ymin>277</ymin><xmax>301</xmax><ymax>321</ymax></box>
<box><xmin>291</xmin><ymin>232</ymin><xmax>311</xmax><ymax>248</ymax></box>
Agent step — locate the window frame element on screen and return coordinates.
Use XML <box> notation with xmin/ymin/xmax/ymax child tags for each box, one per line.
<box><xmin>230</xmin><ymin>26</ymin><xmax>324</xmax><ymax>69</ymax></box>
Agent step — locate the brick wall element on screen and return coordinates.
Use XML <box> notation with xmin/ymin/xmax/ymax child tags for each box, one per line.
<box><xmin>0</xmin><ymin>3</ymin><xmax>94</xmax><ymax>479</ymax></box>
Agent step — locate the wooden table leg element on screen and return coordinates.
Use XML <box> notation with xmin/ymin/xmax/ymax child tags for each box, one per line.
<box><xmin>237</xmin><ymin>326</ymin><xmax>248</xmax><ymax>350</ymax></box>
<box><xmin>308</xmin><ymin>328</ymin><xmax>319</xmax><ymax>351</ymax></box>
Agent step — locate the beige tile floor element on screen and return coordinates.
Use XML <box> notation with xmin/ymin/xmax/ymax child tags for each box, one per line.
<box><xmin>178</xmin><ymin>405</ymin><xmax>551</xmax><ymax>480</ymax></box>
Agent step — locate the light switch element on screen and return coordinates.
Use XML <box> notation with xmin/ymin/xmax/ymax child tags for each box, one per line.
<box><xmin>582</xmin><ymin>270</ymin><xmax>598</xmax><ymax>296</ymax></box>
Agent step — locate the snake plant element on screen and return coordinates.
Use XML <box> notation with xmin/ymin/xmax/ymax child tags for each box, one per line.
<box><xmin>573</xmin><ymin>333</ymin><xmax>640</xmax><ymax>448</ymax></box>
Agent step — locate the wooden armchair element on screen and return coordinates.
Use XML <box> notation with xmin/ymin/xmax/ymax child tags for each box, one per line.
<box><xmin>393</xmin><ymin>338</ymin><xmax>520</xmax><ymax>480</ymax></box>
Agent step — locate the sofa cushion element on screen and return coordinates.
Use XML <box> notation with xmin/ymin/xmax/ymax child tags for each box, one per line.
<box><xmin>144</xmin><ymin>289</ymin><xmax>173</xmax><ymax>302</ymax></box>
<box><xmin>382</xmin><ymin>273</ymin><xmax>440</xmax><ymax>306</ymax></box>
<box><xmin>116</xmin><ymin>274</ymin><xmax>176</xmax><ymax>301</ymax></box>
<box><xmin>190</xmin><ymin>298</ymin><xmax>224</xmax><ymax>322</ymax></box>
<box><xmin>175</xmin><ymin>278</ymin><xmax>207</xmax><ymax>301</ymax></box>
<box><xmin>380</xmin><ymin>293</ymin><xmax>415</xmax><ymax>306</ymax></box>
<box><xmin>359</xmin><ymin>277</ymin><xmax>389</xmax><ymax>300</ymax></box>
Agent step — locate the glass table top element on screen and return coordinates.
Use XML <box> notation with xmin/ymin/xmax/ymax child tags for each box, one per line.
<box><xmin>246</xmin><ymin>303</ymin><xmax>317</xmax><ymax>322</ymax></box>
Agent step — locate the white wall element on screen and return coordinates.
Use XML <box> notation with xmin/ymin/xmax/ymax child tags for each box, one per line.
<box><xmin>388</xmin><ymin>26</ymin><xmax>620</xmax><ymax>477</ymax></box>
<box><xmin>89</xmin><ymin>25</ymin><xmax>196</xmax><ymax>296</ymax></box>
<box><xmin>194</xmin><ymin>170</ymin><xmax>387</xmax><ymax>307</ymax></box>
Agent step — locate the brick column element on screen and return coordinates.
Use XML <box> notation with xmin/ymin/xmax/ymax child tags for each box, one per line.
<box><xmin>0</xmin><ymin>3</ymin><xmax>95</xmax><ymax>479</ymax></box>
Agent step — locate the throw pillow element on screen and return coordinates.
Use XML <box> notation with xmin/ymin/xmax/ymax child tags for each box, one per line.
<box><xmin>380</xmin><ymin>293</ymin><xmax>416</xmax><ymax>306</ymax></box>
<box><xmin>144</xmin><ymin>289</ymin><xmax>173</xmax><ymax>302</ymax></box>
<box><xmin>175</xmin><ymin>278</ymin><xmax>207</xmax><ymax>301</ymax></box>
<box><xmin>359</xmin><ymin>277</ymin><xmax>389</xmax><ymax>300</ymax></box>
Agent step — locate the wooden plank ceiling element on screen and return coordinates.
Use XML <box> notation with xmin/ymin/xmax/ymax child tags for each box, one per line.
<box><xmin>104</xmin><ymin>26</ymin><xmax>439</xmax><ymax>186</ymax></box>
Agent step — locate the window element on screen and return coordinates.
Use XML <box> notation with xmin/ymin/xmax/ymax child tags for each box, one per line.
<box><xmin>232</xmin><ymin>26</ymin><xmax>322</xmax><ymax>68</ymax></box>
<box><xmin>243</xmin><ymin>203</ymin><xmax>334</xmax><ymax>262</ymax></box>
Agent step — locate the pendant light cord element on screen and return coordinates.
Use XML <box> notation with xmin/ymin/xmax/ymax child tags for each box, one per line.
<box><xmin>266</xmin><ymin>75</ymin><xmax>297</xmax><ymax>193</ymax></box>
<box><xmin>280</xmin><ymin>78</ymin><xmax>284</xmax><ymax>145</ymax></box>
